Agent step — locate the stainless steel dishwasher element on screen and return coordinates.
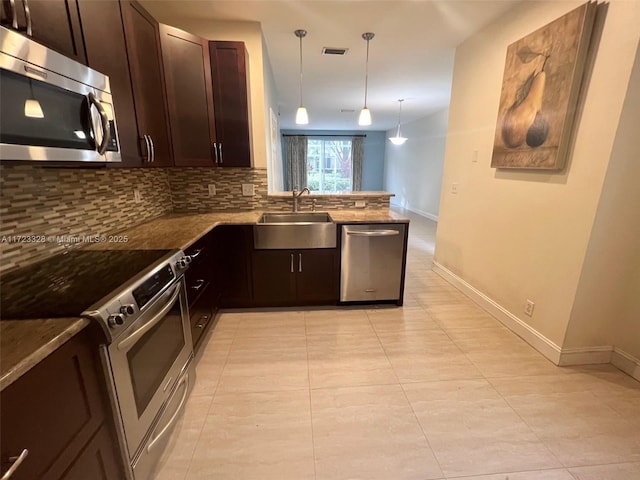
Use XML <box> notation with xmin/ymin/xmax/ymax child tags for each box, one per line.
<box><xmin>340</xmin><ymin>223</ymin><xmax>407</xmax><ymax>303</ymax></box>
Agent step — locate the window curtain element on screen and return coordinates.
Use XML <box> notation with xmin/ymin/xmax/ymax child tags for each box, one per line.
<box><xmin>351</xmin><ymin>136</ymin><xmax>364</xmax><ymax>191</ymax></box>
<box><xmin>284</xmin><ymin>135</ymin><xmax>308</xmax><ymax>190</ymax></box>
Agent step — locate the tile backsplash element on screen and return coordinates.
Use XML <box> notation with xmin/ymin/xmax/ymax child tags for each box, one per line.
<box><xmin>0</xmin><ymin>165</ymin><xmax>171</xmax><ymax>272</ymax></box>
<box><xmin>1</xmin><ymin>165</ymin><xmax>392</xmax><ymax>272</ymax></box>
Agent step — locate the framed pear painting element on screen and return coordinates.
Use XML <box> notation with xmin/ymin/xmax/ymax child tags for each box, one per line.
<box><xmin>491</xmin><ymin>2</ymin><xmax>597</xmax><ymax>170</ymax></box>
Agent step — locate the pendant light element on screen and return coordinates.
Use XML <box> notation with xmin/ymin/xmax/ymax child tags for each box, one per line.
<box><xmin>358</xmin><ymin>32</ymin><xmax>375</xmax><ymax>126</ymax></box>
<box><xmin>294</xmin><ymin>29</ymin><xmax>309</xmax><ymax>125</ymax></box>
<box><xmin>389</xmin><ymin>99</ymin><xmax>407</xmax><ymax>145</ymax></box>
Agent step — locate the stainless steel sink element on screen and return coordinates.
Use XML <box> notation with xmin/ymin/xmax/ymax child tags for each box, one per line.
<box><xmin>254</xmin><ymin>212</ymin><xmax>336</xmax><ymax>249</ymax></box>
<box><xmin>257</xmin><ymin>212</ymin><xmax>332</xmax><ymax>224</ymax></box>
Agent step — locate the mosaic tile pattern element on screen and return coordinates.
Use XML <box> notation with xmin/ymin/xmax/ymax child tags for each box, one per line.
<box><xmin>168</xmin><ymin>168</ymin><xmax>391</xmax><ymax>213</ymax></box>
<box><xmin>0</xmin><ymin>165</ymin><xmax>171</xmax><ymax>273</ymax></box>
<box><xmin>1</xmin><ymin>165</ymin><xmax>392</xmax><ymax>273</ymax></box>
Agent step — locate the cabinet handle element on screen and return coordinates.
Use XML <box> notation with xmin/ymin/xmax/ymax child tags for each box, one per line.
<box><xmin>189</xmin><ymin>248</ymin><xmax>203</xmax><ymax>260</ymax></box>
<box><xmin>212</xmin><ymin>142</ymin><xmax>218</xmax><ymax>163</ymax></box>
<box><xmin>298</xmin><ymin>253</ymin><xmax>302</xmax><ymax>273</ymax></box>
<box><xmin>1</xmin><ymin>449</ymin><xmax>29</xmax><ymax>480</ymax></box>
<box><xmin>190</xmin><ymin>279</ymin><xmax>205</xmax><ymax>292</ymax></box>
<box><xmin>149</xmin><ymin>135</ymin><xmax>155</xmax><ymax>163</ymax></box>
<box><xmin>218</xmin><ymin>143</ymin><xmax>223</xmax><ymax>164</ymax></box>
<box><xmin>290</xmin><ymin>253</ymin><xmax>294</xmax><ymax>273</ymax></box>
<box><xmin>22</xmin><ymin>0</ymin><xmax>31</xmax><ymax>36</ymax></box>
<box><xmin>8</xmin><ymin>0</ymin><xmax>18</xmax><ymax>29</ymax></box>
<box><xmin>142</xmin><ymin>135</ymin><xmax>151</xmax><ymax>163</ymax></box>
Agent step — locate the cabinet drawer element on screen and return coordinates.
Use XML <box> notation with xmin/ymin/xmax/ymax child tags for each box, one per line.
<box><xmin>190</xmin><ymin>288</ymin><xmax>214</xmax><ymax>351</ymax></box>
<box><xmin>184</xmin><ymin>235</ymin><xmax>213</xmax><ymax>307</ymax></box>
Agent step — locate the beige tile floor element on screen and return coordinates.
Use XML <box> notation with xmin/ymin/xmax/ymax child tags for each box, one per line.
<box><xmin>154</xmin><ymin>210</ymin><xmax>640</xmax><ymax>480</ymax></box>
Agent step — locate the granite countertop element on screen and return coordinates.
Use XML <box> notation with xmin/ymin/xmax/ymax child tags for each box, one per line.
<box><xmin>1</xmin><ymin>208</ymin><xmax>409</xmax><ymax>390</ymax></box>
<box><xmin>0</xmin><ymin>317</ymin><xmax>89</xmax><ymax>391</ymax></box>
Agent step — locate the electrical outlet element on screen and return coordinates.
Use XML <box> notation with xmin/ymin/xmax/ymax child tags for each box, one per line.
<box><xmin>241</xmin><ymin>183</ymin><xmax>255</xmax><ymax>196</ymax></box>
<box><xmin>525</xmin><ymin>299</ymin><xmax>535</xmax><ymax>317</ymax></box>
<box><xmin>133</xmin><ymin>189</ymin><xmax>142</xmax><ymax>203</ymax></box>
<box><xmin>208</xmin><ymin>184</ymin><xmax>216</xmax><ymax>196</ymax></box>
<box><xmin>451</xmin><ymin>182</ymin><xmax>458</xmax><ymax>194</ymax></box>
<box><xmin>355</xmin><ymin>200</ymin><xmax>366</xmax><ymax>208</ymax></box>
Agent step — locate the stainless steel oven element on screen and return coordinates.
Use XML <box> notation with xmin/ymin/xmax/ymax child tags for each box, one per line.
<box><xmin>85</xmin><ymin>250</ymin><xmax>194</xmax><ymax>480</ymax></box>
<box><xmin>0</xmin><ymin>26</ymin><xmax>121</xmax><ymax>163</ymax></box>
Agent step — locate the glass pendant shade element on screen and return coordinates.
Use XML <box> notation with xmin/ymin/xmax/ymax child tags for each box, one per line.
<box><xmin>358</xmin><ymin>107</ymin><xmax>372</xmax><ymax>126</ymax></box>
<box><xmin>388</xmin><ymin>99</ymin><xmax>407</xmax><ymax>145</ymax></box>
<box><xmin>295</xmin><ymin>106</ymin><xmax>309</xmax><ymax>125</ymax></box>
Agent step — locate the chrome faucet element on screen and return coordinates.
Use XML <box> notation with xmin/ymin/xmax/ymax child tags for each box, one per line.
<box><xmin>292</xmin><ymin>187</ymin><xmax>310</xmax><ymax>212</ymax></box>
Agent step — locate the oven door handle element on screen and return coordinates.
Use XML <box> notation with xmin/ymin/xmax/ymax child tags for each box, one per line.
<box><xmin>147</xmin><ymin>370</ymin><xmax>190</xmax><ymax>453</ymax></box>
<box><xmin>117</xmin><ymin>283</ymin><xmax>181</xmax><ymax>351</ymax></box>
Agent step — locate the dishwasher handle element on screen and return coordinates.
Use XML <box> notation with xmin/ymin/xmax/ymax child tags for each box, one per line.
<box><xmin>346</xmin><ymin>230</ymin><xmax>400</xmax><ymax>237</ymax></box>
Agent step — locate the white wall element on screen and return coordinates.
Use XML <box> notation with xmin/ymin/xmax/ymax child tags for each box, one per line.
<box><xmin>383</xmin><ymin>108</ymin><xmax>448</xmax><ymax>221</ymax></box>
<box><xmin>563</xmin><ymin>40</ymin><xmax>640</xmax><ymax>359</ymax></box>
<box><xmin>434</xmin><ymin>0</ymin><xmax>640</xmax><ymax>349</ymax></box>
<box><xmin>262</xmin><ymin>34</ymin><xmax>283</xmax><ymax>191</ymax></box>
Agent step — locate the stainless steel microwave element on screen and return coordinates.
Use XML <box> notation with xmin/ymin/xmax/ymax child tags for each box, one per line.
<box><xmin>0</xmin><ymin>26</ymin><xmax>121</xmax><ymax>163</ymax></box>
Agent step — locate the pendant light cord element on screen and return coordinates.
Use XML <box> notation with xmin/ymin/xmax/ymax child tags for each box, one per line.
<box><xmin>363</xmin><ymin>38</ymin><xmax>370</xmax><ymax>107</ymax></box>
<box><xmin>361</xmin><ymin>33</ymin><xmax>375</xmax><ymax>109</ymax></box>
<box><xmin>299</xmin><ymin>34</ymin><xmax>304</xmax><ymax>106</ymax></box>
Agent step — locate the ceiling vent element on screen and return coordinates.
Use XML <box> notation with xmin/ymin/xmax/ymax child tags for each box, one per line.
<box><xmin>322</xmin><ymin>47</ymin><xmax>348</xmax><ymax>56</ymax></box>
<box><xmin>340</xmin><ymin>109</ymin><xmax>356</xmax><ymax>113</ymax></box>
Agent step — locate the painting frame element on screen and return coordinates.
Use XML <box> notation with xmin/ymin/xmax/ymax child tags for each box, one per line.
<box><xmin>491</xmin><ymin>2</ymin><xmax>598</xmax><ymax>170</ymax></box>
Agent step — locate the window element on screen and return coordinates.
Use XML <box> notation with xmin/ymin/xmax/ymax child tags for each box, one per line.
<box><xmin>306</xmin><ymin>138</ymin><xmax>353</xmax><ymax>193</ymax></box>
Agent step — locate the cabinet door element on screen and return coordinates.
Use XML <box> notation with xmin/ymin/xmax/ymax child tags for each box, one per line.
<box><xmin>252</xmin><ymin>250</ymin><xmax>297</xmax><ymax>306</ymax></box>
<box><xmin>160</xmin><ymin>24</ymin><xmax>216</xmax><ymax>167</ymax></box>
<box><xmin>3</xmin><ymin>0</ymin><xmax>86</xmax><ymax>64</ymax></box>
<box><xmin>59</xmin><ymin>426</ymin><xmax>122</xmax><ymax>480</ymax></box>
<box><xmin>0</xmin><ymin>329</ymin><xmax>113</xmax><ymax>480</ymax></box>
<box><xmin>121</xmin><ymin>0</ymin><xmax>172</xmax><ymax>167</ymax></box>
<box><xmin>296</xmin><ymin>249</ymin><xmax>338</xmax><ymax>305</ymax></box>
<box><xmin>215</xmin><ymin>226</ymin><xmax>253</xmax><ymax>307</ymax></box>
<box><xmin>78</xmin><ymin>0</ymin><xmax>141</xmax><ymax>167</ymax></box>
<box><xmin>209</xmin><ymin>41</ymin><xmax>251</xmax><ymax>167</ymax></box>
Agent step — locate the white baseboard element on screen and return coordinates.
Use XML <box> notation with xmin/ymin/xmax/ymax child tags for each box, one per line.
<box><xmin>432</xmin><ymin>262</ymin><xmax>640</xmax><ymax>381</ymax></box>
<box><xmin>558</xmin><ymin>346</ymin><xmax>613</xmax><ymax>366</ymax></box>
<box><xmin>389</xmin><ymin>201</ymin><xmax>438</xmax><ymax>222</ymax></box>
<box><xmin>612</xmin><ymin>348</ymin><xmax>640</xmax><ymax>382</ymax></box>
<box><xmin>432</xmin><ymin>261</ymin><xmax>562</xmax><ymax>365</ymax></box>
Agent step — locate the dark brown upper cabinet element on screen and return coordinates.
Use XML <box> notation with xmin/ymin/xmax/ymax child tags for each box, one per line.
<box><xmin>209</xmin><ymin>41</ymin><xmax>252</xmax><ymax>167</ymax></box>
<box><xmin>1</xmin><ymin>0</ymin><xmax>86</xmax><ymax>64</ymax></box>
<box><xmin>78</xmin><ymin>0</ymin><xmax>140</xmax><ymax>166</ymax></box>
<box><xmin>159</xmin><ymin>25</ymin><xmax>216</xmax><ymax>167</ymax></box>
<box><xmin>120</xmin><ymin>0</ymin><xmax>172</xmax><ymax>167</ymax></box>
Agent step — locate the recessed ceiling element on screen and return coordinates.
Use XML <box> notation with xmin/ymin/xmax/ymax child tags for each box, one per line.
<box><xmin>142</xmin><ymin>1</ymin><xmax>521</xmax><ymax>131</ymax></box>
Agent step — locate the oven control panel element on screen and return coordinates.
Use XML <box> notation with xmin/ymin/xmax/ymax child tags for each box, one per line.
<box><xmin>133</xmin><ymin>264</ymin><xmax>175</xmax><ymax>310</ymax></box>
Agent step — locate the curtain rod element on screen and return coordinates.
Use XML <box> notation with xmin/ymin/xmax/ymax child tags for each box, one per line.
<box><xmin>282</xmin><ymin>134</ymin><xmax>366</xmax><ymax>138</ymax></box>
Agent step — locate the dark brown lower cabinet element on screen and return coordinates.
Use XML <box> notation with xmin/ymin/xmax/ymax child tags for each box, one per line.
<box><xmin>252</xmin><ymin>249</ymin><xmax>338</xmax><ymax>307</ymax></box>
<box><xmin>214</xmin><ymin>226</ymin><xmax>253</xmax><ymax>308</ymax></box>
<box><xmin>0</xmin><ymin>327</ymin><xmax>123</xmax><ymax>480</ymax></box>
<box><xmin>58</xmin><ymin>426</ymin><xmax>122</xmax><ymax>480</ymax></box>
